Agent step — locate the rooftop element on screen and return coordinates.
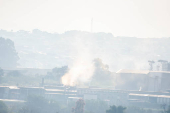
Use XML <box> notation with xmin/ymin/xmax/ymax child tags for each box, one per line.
<box><xmin>116</xmin><ymin>69</ymin><xmax>170</xmax><ymax>74</ymax></box>
<box><xmin>116</xmin><ymin>69</ymin><xmax>149</xmax><ymax>74</ymax></box>
<box><xmin>0</xmin><ymin>99</ymin><xmax>25</xmax><ymax>102</ymax></box>
<box><xmin>129</xmin><ymin>93</ymin><xmax>170</xmax><ymax>98</ymax></box>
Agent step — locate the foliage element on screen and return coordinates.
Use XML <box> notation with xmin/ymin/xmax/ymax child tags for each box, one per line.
<box><xmin>160</xmin><ymin>105</ymin><xmax>170</xmax><ymax>113</ymax></box>
<box><xmin>1</xmin><ymin>74</ymin><xmax>41</xmax><ymax>86</ymax></box>
<box><xmin>0</xmin><ymin>68</ymin><xmax>4</xmax><ymax>83</ymax></box>
<box><xmin>7</xmin><ymin>70</ymin><xmax>22</xmax><ymax>77</ymax></box>
<box><xmin>0</xmin><ymin>37</ymin><xmax>19</xmax><ymax>68</ymax></box>
<box><xmin>45</xmin><ymin>66</ymin><xmax>68</xmax><ymax>82</ymax></box>
<box><xmin>0</xmin><ymin>100</ymin><xmax>8</xmax><ymax>113</ymax></box>
<box><xmin>126</xmin><ymin>106</ymin><xmax>155</xmax><ymax>113</ymax></box>
<box><xmin>106</xmin><ymin>105</ymin><xmax>126</xmax><ymax>113</ymax></box>
<box><xmin>161</xmin><ymin>104</ymin><xmax>167</xmax><ymax>113</ymax></box>
<box><xmin>19</xmin><ymin>95</ymin><xmax>61</xmax><ymax>113</ymax></box>
<box><xmin>72</xmin><ymin>99</ymin><xmax>85</xmax><ymax>113</ymax></box>
<box><xmin>92</xmin><ymin>58</ymin><xmax>115</xmax><ymax>87</ymax></box>
<box><xmin>0</xmin><ymin>68</ymin><xmax>4</xmax><ymax>76</ymax></box>
<box><xmin>2</xmin><ymin>30</ymin><xmax>170</xmax><ymax>71</ymax></box>
<box><xmin>166</xmin><ymin>106</ymin><xmax>170</xmax><ymax>113</ymax></box>
<box><xmin>84</xmin><ymin>100</ymin><xmax>108</xmax><ymax>113</ymax></box>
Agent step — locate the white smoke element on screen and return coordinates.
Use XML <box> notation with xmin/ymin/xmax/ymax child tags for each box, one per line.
<box><xmin>61</xmin><ymin>35</ymin><xmax>95</xmax><ymax>86</ymax></box>
<box><xmin>61</xmin><ymin>57</ymin><xmax>95</xmax><ymax>86</ymax></box>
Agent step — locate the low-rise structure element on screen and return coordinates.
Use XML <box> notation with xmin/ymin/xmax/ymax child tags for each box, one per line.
<box><xmin>116</xmin><ymin>69</ymin><xmax>170</xmax><ymax>92</ymax></box>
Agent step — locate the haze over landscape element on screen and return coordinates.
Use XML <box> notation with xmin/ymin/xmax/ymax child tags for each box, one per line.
<box><xmin>1</xmin><ymin>0</ymin><xmax>170</xmax><ymax>113</ymax></box>
<box><xmin>0</xmin><ymin>0</ymin><xmax>170</xmax><ymax>38</ymax></box>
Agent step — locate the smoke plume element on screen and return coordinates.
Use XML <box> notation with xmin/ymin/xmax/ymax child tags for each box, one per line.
<box><xmin>61</xmin><ymin>35</ymin><xmax>95</xmax><ymax>86</ymax></box>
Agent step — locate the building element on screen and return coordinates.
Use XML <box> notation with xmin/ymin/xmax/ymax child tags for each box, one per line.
<box><xmin>116</xmin><ymin>69</ymin><xmax>170</xmax><ymax>92</ymax></box>
<box><xmin>116</xmin><ymin>69</ymin><xmax>149</xmax><ymax>91</ymax></box>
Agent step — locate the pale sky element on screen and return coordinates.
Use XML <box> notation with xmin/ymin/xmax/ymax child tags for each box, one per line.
<box><xmin>0</xmin><ymin>0</ymin><xmax>170</xmax><ymax>38</ymax></box>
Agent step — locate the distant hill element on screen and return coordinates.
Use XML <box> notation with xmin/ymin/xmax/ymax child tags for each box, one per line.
<box><xmin>0</xmin><ymin>29</ymin><xmax>170</xmax><ymax>71</ymax></box>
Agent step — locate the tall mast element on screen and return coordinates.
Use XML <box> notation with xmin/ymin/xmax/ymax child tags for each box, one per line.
<box><xmin>91</xmin><ymin>18</ymin><xmax>93</xmax><ymax>32</ymax></box>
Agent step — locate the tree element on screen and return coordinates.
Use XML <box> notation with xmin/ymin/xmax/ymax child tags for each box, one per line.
<box><xmin>0</xmin><ymin>37</ymin><xmax>19</xmax><ymax>68</ymax></box>
<box><xmin>85</xmin><ymin>100</ymin><xmax>108</xmax><ymax>113</ymax></box>
<box><xmin>166</xmin><ymin>106</ymin><xmax>170</xmax><ymax>113</ymax></box>
<box><xmin>52</xmin><ymin>66</ymin><xmax>68</xmax><ymax>78</ymax></box>
<box><xmin>126</xmin><ymin>106</ymin><xmax>153</xmax><ymax>113</ymax></box>
<box><xmin>7</xmin><ymin>70</ymin><xmax>22</xmax><ymax>77</ymax></box>
<box><xmin>0</xmin><ymin>68</ymin><xmax>4</xmax><ymax>83</ymax></box>
<box><xmin>148</xmin><ymin>60</ymin><xmax>155</xmax><ymax>71</ymax></box>
<box><xmin>161</xmin><ymin>104</ymin><xmax>166</xmax><ymax>113</ymax></box>
<box><xmin>20</xmin><ymin>95</ymin><xmax>61</xmax><ymax>113</ymax></box>
<box><xmin>0</xmin><ymin>100</ymin><xmax>8</xmax><ymax>113</ymax></box>
<box><xmin>106</xmin><ymin>105</ymin><xmax>126</xmax><ymax>113</ymax></box>
<box><xmin>45</xmin><ymin>66</ymin><xmax>69</xmax><ymax>82</ymax></box>
<box><xmin>92</xmin><ymin>58</ymin><xmax>115</xmax><ymax>86</ymax></box>
<box><xmin>72</xmin><ymin>99</ymin><xmax>85</xmax><ymax>113</ymax></box>
<box><xmin>25</xmin><ymin>95</ymin><xmax>48</xmax><ymax>113</ymax></box>
<box><xmin>0</xmin><ymin>68</ymin><xmax>4</xmax><ymax>76</ymax></box>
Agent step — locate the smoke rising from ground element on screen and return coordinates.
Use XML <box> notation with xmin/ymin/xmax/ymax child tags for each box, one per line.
<box><xmin>61</xmin><ymin>57</ymin><xmax>95</xmax><ymax>86</ymax></box>
<box><xmin>61</xmin><ymin>35</ymin><xmax>95</xmax><ymax>86</ymax></box>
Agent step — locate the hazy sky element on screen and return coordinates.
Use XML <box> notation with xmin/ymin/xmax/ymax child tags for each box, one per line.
<box><xmin>0</xmin><ymin>0</ymin><xmax>170</xmax><ymax>38</ymax></box>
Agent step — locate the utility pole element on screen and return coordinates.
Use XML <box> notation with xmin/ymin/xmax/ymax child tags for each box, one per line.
<box><xmin>91</xmin><ymin>18</ymin><xmax>93</xmax><ymax>32</ymax></box>
<box><xmin>148</xmin><ymin>60</ymin><xmax>155</xmax><ymax>71</ymax></box>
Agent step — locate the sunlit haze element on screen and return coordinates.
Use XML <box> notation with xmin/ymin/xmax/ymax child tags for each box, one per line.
<box><xmin>1</xmin><ymin>0</ymin><xmax>170</xmax><ymax>112</ymax></box>
<box><xmin>0</xmin><ymin>0</ymin><xmax>170</xmax><ymax>38</ymax></box>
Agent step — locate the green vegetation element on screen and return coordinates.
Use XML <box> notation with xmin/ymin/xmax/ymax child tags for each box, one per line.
<box><xmin>85</xmin><ymin>100</ymin><xmax>108</xmax><ymax>113</ymax></box>
<box><xmin>106</xmin><ymin>105</ymin><xmax>126</xmax><ymax>113</ymax></box>
<box><xmin>45</xmin><ymin>66</ymin><xmax>69</xmax><ymax>83</ymax></box>
<box><xmin>0</xmin><ymin>96</ymin><xmax>166</xmax><ymax>113</ymax></box>
<box><xmin>0</xmin><ymin>100</ymin><xmax>8</xmax><ymax>113</ymax></box>
<box><xmin>19</xmin><ymin>95</ymin><xmax>61</xmax><ymax>113</ymax></box>
<box><xmin>92</xmin><ymin>58</ymin><xmax>116</xmax><ymax>87</ymax></box>
<box><xmin>72</xmin><ymin>99</ymin><xmax>85</xmax><ymax>113</ymax></box>
<box><xmin>1</xmin><ymin>74</ymin><xmax>42</xmax><ymax>86</ymax></box>
<box><xmin>166</xmin><ymin>106</ymin><xmax>170</xmax><ymax>113</ymax></box>
<box><xmin>0</xmin><ymin>37</ymin><xmax>19</xmax><ymax>68</ymax></box>
<box><xmin>0</xmin><ymin>68</ymin><xmax>4</xmax><ymax>76</ymax></box>
<box><xmin>2</xmin><ymin>30</ymin><xmax>170</xmax><ymax>71</ymax></box>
